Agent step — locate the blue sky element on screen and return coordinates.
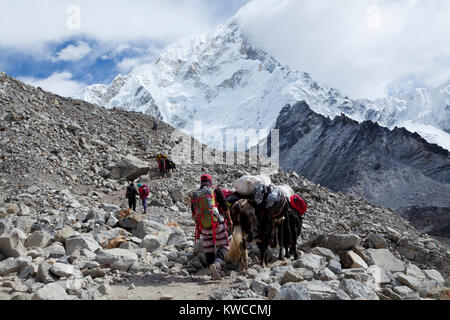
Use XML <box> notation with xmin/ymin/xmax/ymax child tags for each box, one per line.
<box><xmin>0</xmin><ymin>0</ymin><xmax>449</xmax><ymax>99</ymax></box>
<box><xmin>0</xmin><ymin>0</ymin><xmax>251</xmax><ymax>96</ymax></box>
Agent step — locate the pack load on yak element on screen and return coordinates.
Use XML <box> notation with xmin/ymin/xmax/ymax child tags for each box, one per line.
<box><xmin>227</xmin><ymin>175</ymin><xmax>308</xmax><ymax>269</ymax></box>
<box><xmin>232</xmin><ymin>175</ymin><xmax>271</xmax><ymax>196</ymax></box>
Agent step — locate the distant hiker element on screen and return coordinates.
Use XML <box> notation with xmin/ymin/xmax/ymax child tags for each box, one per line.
<box><xmin>125</xmin><ymin>182</ymin><xmax>139</xmax><ymax>212</ymax></box>
<box><xmin>157</xmin><ymin>154</ymin><xmax>167</xmax><ymax>179</ymax></box>
<box><xmin>137</xmin><ymin>183</ymin><xmax>150</xmax><ymax>214</ymax></box>
<box><xmin>191</xmin><ymin>174</ymin><xmax>233</xmax><ymax>280</ymax></box>
<box><xmin>152</xmin><ymin>121</ymin><xmax>158</xmax><ymax>131</ymax></box>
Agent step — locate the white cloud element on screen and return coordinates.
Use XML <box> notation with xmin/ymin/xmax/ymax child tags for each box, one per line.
<box><xmin>0</xmin><ymin>0</ymin><xmax>219</xmax><ymax>48</ymax></box>
<box><xmin>235</xmin><ymin>0</ymin><xmax>450</xmax><ymax>99</ymax></box>
<box><xmin>117</xmin><ymin>57</ymin><xmax>143</xmax><ymax>73</ymax></box>
<box><xmin>19</xmin><ymin>72</ymin><xmax>86</xmax><ymax>98</ymax></box>
<box><xmin>53</xmin><ymin>41</ymin><xmax>92</xmax><ymax>62</ymax></box>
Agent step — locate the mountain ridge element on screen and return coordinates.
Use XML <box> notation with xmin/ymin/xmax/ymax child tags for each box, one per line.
<box><xmin>77</xmin><ymin>21</ymin><xmax>450</xmax><ymax>151</ymax></box>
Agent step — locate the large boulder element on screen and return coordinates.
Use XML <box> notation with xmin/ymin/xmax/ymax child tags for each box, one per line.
<box><xmin>54</xmin><ymin>226</ymin><xmax>79</xmax><ymax>244</ymax></box>
<box><xmin>95</xmin><ymin>248</ymin><xmax>138</xmax><ymax>271</ymax></box>
<box><xmin>368</xmin><ymin>249</ymin><xmax>405</xmax><ymax>273</ymax></box>
<box><xmin>274</xmin><ymin>283</ymin><xmax>311</xmax><ymax>300</ymax></box>
<box><xmin>133</xmin><ymin>219</ymin><xmax>170</xmax><ymax>239</ymax></box>
<box><xmin>0</xmin><ymin>256</ymin><xmax>32</xmax><ymax>276</ymax></box>
<box><xmin>65</xmin><ymin>235</ymin><xmax>101</xmax><ymax>255</ymax></box>
<box><xmin>366</xmin><ymin>232</ymin><xmax>389</xmax><ymax>249</ymax></box>
<box><xmin>423</xmin><ymin>269</ymin><xmax>445</xmax><ymax>285</ymax></box>
<box><xmin>294</xmin><ymin>253</ymin><xmax>326</xmax><ymax>273</ymax></box>
<box><xmin>50</xmin><ymin>262</ymin><xmax>75</xmax><ymax>278</ymax></box>
<box><xmin>109</xmin><ymin>155</ymin><xmax>149</xmax><ymax>180</ymax></box>
<box><xmin>32</xmin><ymin>283</ymin><xmax>70</xmax><ymax>300</ymax></box>
<box><xmin>36</xmin><ymin>261</ymin><xmax>58</xmax><ymax>284</ymax></box>
<box><xmin>140</xmin><ymin>234</ymin><xmax>167</xmax><ymax>253</ymax></box>
<box><xmin>339</xmin><ymin>278</ymin><xmax>379</xmax><ymax>300</ymax></box>
<box><xmin>0</xmin><ymin>233</ymin><xmax>28</xmax><ymax>258</ymax></box>
<box><xmin>119</xmin><ymin>213</ymin><xmax>146</xmax><ymax>230</ymax></box>
<box><xmin>339</xmin><ymin>250</ymin><xmax>368</xmax><ymax>269</ymax></box>
<box><xmin>279</xmin><ymin>268</ymin><xmax>304</xmax><ymax>285</ymax></box>
<box><xmin>301</xmin><ymin>280</ymin><xmax>350</xmax><ymax>300</ymax></box>
<box><xmin>322</xmin><ymin>234</ymin><xmax>361</xmax><ymax>251</ymax></box>
<box><xmin>25</xmin><ymin>231</ymin><xmax>52</xmax><ymax>248</ymax></box>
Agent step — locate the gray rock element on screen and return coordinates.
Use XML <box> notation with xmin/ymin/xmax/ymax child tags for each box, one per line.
<box><xmin>322</xmin><ymin>234</ymin><xmax>361</xmax><ymax>250</ymax></box>
<box><xmin>267</xmin><ymin>283</ymin><xmax>281</xmax><ymax>300</ymax></box>
<box><xmin>0</xmin><ymin>232</ymin><xmax>28</xmax><ymax>258</ymax></box>
<box><xmin>25</xmin><ymin>231</ymin><xmax>51</xmax><ymax>248</ymax></box>
<box><xmin>133</xmin><ymin>219</ymin><xmax>170</xmax><ymax>240</ymax></box>
<box><xmin>106</xmin><ymin>215</ymin><xmax>119</xmax><ymax>227</ymax></box>
<box><xmin>423</xmin><ymin>269</ymin><xmax>445</xmax><ymax>285</ymax></box>
<box><xmin>302</xmin><ymin>280</ymin><xmax>350</xmax><ymax>300</ymax></box>
<box><xmin>395</xmin><ymin>273</ymin><xmax>427</xmax><ymax>296</ymax></box>
<box><xmin>97</xmin><ymin>283</ymin><xmax>111</xmax><ymax>295</ymax></box>
<box><xmin>65</xmin><ymin>235</ymin><xmax>101</xmax><ymax>255</ymax></box>
<box><xmin>393</xmin><ymin>286</ymin><xmax>420</xmax><ymax>299</ymax></box>
<box><xmin>294</xmin><ymin>253</ymin><xmax>326</xmax><ymax>273</ymax></box>
<box><xmin>32</xmin><ymin>282</ymin><xmax>70</xmax><ymax>300</ymax></box>
<box><xmin>328</xmin><ymin>259</ymin><xmax>342</xmax><ymax>275</ymax></box>
<box><xmin>406</xmin><ymin>264</ymin><xmax>426</xmax><ymax>280</ymax></box>
<box><xmin>311</xmin><ymin>247</ymin><xmax>340</xmax><ymax>261</ymax></box>
<box><xmin>341</xmin><ymin>268</ymin><xmax>371</xmax><ymax>282</ymax></box>
<box><xmin>109</xmin><ymin>155</ymin><xmax>149</xmax><ymax>180</ymax></box>
<box><xmin>366</xmin><ymin>232</ymin><xmax>389</xmax><ymax>249</ymax></box>
<box><xmin>54</xmin><ymin>226</ymin><xmax>79</xmax><ymax>244</ymax></box>
<box><xmin>279</xmin><ymin>268</ymin><xmax>304</xmax><ymax>285</ymax></box>
<box><xmin>50</xmin><ymin>262</ymin><xmax>75</xmax><ymax>277</ymax></box>
<box><xmin>274</xmin><ymin>283</ymin><xmax>311</xmax><ymax>300</ymax></box>
<box><xmin>95</xmin><ymin>248</ymin><xmax>138</xmax><ymax>271</ymax></box>
<box><xmin>339</xmin><ymin>278</ymin><xmax>379</xmax><ymax>300</ymax></box>
<box><xmin>367</xmin><ymin>249</ymin><xmax>405</xmax><ymax>272</ymax></box>
<box><xmin>36</xmin><ymin>261</ymin><xmax>58</xmax><ymax>284</ymax></box>
<box><xmin>250</xmin><ymin>279</ymin><xmax>268</xmax><ymax>296</ymax></box>
<box><xmin>0</xmin><ymin>256</ymin><xmax>32</xmax><ymax>276</ymax></box>
<box><xmin>44</xmin><ymin>242</ymin><xmax>66</xmax><ymax>258</ymax></box>
<box><xmin>140</xmin><ymin>235</ymin><xmax>166</xmax><ymax>253</ymax></box>
<box><xmin>19</xmin><ymin>204</ymin><xmax>31</xmax><ymax>216</ymax></box>
<box><xmin>339</xmin><ymin>250</ymin><xmax>368</xmax><ymax>269</ymax></box>
<box><xmin>319</xmin><ymin>267</ymin><xmax>338</xmax><ymax>281</ymax></box>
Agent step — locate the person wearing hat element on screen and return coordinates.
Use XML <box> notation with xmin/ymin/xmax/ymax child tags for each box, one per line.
<box><xmin>137</xmin><ymin>183</ymin><xmax>150</xmax><ymax>214</ymax></box>
<box><xmin>191</xmin><ymin>174</ymin><xmax>233</xmax><ymax>280</ymax></box>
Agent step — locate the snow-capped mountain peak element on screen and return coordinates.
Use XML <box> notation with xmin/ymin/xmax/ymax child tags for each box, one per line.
<box><xmin>77</xmin><ymin>21</ymin><xmax>450</xmax><ymax>151</ymax></box>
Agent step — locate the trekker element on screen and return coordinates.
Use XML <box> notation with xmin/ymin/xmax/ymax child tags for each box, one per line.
<box><xmin>137</xmin><ymin>183</ymin><xmax>150</xmax><ymax>214</ymax></box>
<box><xmin>191</xmin><ymin>174</ymin><xmax>233</xmax><ymax>280</ymax></box>
<box><xmin>125</xmin><ymin>182</ymin><xmax>139</xmax><ymax>212</ymax></box>
<box><xmin>157</xmin><ymin>154</ymin><xmax>167</xmax><ymax>179</ymax></box>
<box><xmin>152</xmin><ymin>121</ymin><xmax>158</xmax><ymax>131</ymax></box>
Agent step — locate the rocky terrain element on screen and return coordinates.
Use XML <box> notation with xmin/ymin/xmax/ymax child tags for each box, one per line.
<box><xmin>0</xmin><ymin>72</ymin><xmax>449</xmax><ymax>300</ymax></box>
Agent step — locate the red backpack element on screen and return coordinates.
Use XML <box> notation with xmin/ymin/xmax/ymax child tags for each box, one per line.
<box><xmin>221</xmin><ymin>189</ymin><xmax>233</xmax><ymax>199</ymax></box>
<box><xmin>140</xmin><ymin>185</ymin><xmax>150</xmax><ymax>198</ymax></box>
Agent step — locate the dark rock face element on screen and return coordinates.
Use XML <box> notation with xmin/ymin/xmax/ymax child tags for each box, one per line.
<box><xmin>397</xmin><ymin>207</ymin><xmax>450</xmax><ymax>244</ymax></box>
<box><xmin>272</xmin><ymin>102</ymin><xmax>450</xmax><ymax>212</ymax></box>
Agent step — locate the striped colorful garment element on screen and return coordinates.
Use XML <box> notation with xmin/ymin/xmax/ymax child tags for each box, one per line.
<box><xmin>201</xmin><ymin>222</ymin><xmax>230</xmax><ymax>254</ymax></box>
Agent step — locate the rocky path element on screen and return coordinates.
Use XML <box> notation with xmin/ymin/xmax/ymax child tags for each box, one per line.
<box><xmin>101</xmin><ymin>275</ymin><xmax>234</xmax><ymax>300</ymax></box>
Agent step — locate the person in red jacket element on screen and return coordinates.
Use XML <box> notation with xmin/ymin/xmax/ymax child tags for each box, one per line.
<box><xmin>137</xmin><ymin>183</ymin><xmax>150</xmax><ymax>214</ymax></box>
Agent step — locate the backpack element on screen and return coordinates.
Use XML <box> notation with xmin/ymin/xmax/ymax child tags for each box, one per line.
<box><xmin>141</xmin><ymin>185</ymin><xmax>150</xmax><ymax>198</ymax></box>
<box><xmin>191</xmin><ymin>187</ymin><xmax>219</xmax><ymax>229</ymax></box>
